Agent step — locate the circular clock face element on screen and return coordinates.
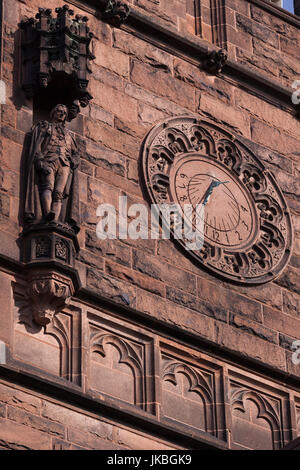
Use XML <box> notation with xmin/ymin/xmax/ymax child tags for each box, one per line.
<box><xmin>170</xmin><ymin>155</ymin><xmax>258</xmax><ymax>251</ymax></box>
<box><xmin>141</xmin><ymin>116</ymin><xmax>293</xmax><ymax>285</ymax></box>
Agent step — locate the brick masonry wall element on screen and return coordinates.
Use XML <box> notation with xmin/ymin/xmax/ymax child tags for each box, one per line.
<box><xmin>233</xmin><ymin>1</ymin><xmax>300</xmax><ymax>87</ymax></box>
<box><xmin>127</xmin><ymin>0</ymin><xmax>196</xmax><ymax>35</ymax></box>
<box><xmin>0</xmin><ymin>380</ymin><xmax>179</xmax><ymax>450</ymax></box>
<box><xmin>0</xmin><ymin>0</ymin><xmax>299</xmax><ymax>450</ymax></box>
<box><xmin>194</xmin><ymin>1</ymin><xmax>300</xmax><ymax>88</ymax></box>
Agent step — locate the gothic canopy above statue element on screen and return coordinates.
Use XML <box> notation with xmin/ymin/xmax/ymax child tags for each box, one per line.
<box><xmin>20</xmin><ymin>4</ymin><xmax>95</xmax><ymax>119</ymax></box>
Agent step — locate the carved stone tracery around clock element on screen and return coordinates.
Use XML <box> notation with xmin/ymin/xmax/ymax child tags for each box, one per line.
<box><xmin>141</xmin><ymin>116</ymin><xmax>293</xmax><ymax>285</ymax></box>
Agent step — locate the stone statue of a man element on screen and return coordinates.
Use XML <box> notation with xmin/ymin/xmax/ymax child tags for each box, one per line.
<box><xmin>24</xmin><ymin>104</ymin><xmax>80</xmax><ymax>231</ymax></box>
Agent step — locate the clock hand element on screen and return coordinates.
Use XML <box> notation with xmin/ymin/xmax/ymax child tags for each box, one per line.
<box><xmin>201</xmin><ymin>180</ymin><xmax>229</xmax><ymax>206</ymax></box>
<box><xmin>210</xmin><ymin>180</ymin><xmax>229</xmax><ymax>189</ymax></box>
<box><xmin>200</xmin><ymin>181</ymin><xmax>215</xmax><ymax>207</ymax></box>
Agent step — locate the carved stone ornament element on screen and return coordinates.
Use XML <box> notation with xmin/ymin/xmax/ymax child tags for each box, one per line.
<box><xmin>20</xmin><ymin>5</ymin><xmax>95</xmax><ymax>116</ymax></box>
<box><xmin>23</xmin><ymin>104</ymin><xmax>80</xmax><ymax>233</ymax></box>
<box><xmin>141</xmin><ymin>116</ymin><xmax>293</xmax><ymax>285</ymax></box>
<box><xmin>20</xmin><ymin>271</ymin><xmax>74</xmax><ymax>326</ymax></box>
<box><xmin>21</xmin><ymin>103</ymin><xmax>80</xmax><ymax>326</ymax></box>
<box><xmin>23</xmin><ymin>227</ymin><xmax>76</xmax><ymax>267</ymax></box>
<box><xmin>203</xmin><ymin>49</ymin><xmax>228</xmax><ymax>74</ymax></box>
<box><xmin>102</xmin><ymin>0</ymin><xmax>130</xmax><ymax>27</ymax></box>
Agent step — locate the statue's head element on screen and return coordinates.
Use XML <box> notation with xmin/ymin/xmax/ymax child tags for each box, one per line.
<box><xmin>50</xmin><ymin>104</ymin><xmax>68</xmax><ymax>123</ymax></box>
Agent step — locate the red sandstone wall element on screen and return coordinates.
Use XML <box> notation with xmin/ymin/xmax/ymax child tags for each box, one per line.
<box><xmin>0</xmin><ymin>379</ymin><xmax>179</xmax><ymax>450</ymax></box>
<box><xmin>231</xmin><ymin>1</ymin><xmax>300</xmax><ymax>87</ymax></box>
<box><xmin>0</xmin><ymin>0</ymin><xmax>299</xmax><ymax>450</ymax></box>
<box><xmin>189</xmin><ymin>1</ymin><xmax>300</xmax><ymax>88</ymax></box>
<box><xmin>128</xmin><ymin>0</ymin><xmax>196</xmax><ymax>34</ymax></box>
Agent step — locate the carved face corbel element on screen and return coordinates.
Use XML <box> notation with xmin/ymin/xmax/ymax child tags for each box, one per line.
<box><xmin>102</xmin><ymin>0</ymin><xmax>130</xmax><ymax>27</ymax></box>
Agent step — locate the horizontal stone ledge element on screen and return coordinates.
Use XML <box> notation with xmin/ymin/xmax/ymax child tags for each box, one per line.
<box><xmin>250</xmin><ymin>0</ymin><xmax>300</xmax><ymax>27</ymax></box>
<box><xmin>69</xmin><ymin>0</ymin><xmax>298</xmax><ymax>115</ymax></box>
<box><xmin>78</xmin><ymin>287</ymin><xmax>300</xmax><ymax>388</ymax></box>
<box><xmin>1</xmin><ymin>253</ymin><xmax>300</xmax><ymax>389</ymax></box>
<box><xmin>0</xmin><ymin>364</ymin><xmax>227</xmax><ymax>450</ymax></box>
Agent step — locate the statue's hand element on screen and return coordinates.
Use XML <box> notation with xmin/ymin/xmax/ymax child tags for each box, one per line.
<box><xmin>35</xmin><ymin>156</ymin><xmax>51</xmax><ymax>175</ymax></box>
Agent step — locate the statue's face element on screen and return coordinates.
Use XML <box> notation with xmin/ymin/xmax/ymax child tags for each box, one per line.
<box><xmin>52</xmin><ymin>105</ymin><xmax>68</xmax><ymax>123</ymax></box>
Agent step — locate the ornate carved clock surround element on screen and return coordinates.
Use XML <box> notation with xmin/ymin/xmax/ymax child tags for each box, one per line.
<box><xmin>141</xmin><ymin>116</ymin><xmax>293</xmax><ymax>285</ymax></box>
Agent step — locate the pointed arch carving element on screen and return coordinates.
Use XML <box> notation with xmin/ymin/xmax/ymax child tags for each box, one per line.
<box><xmin>90</xmin><ymin>332</ymin><xmax>143</xmax><ymax>375</ymax></box>
<box><xmin>89</xmin><ymin>331</ymin><xmax>146</xmax><ymax>409</ymax></box>
<box><xmin>230</xmin><ymin>385</ymin><xmax>283</xmax><ymax>449</ymax></box>
<box><xmin>161</xmin><ymin>358</ymin><xmax>216</xmax><ymax>435</ymax></box>
<box><xmin>46</xmin><ymin>314</ymin><xmax>71</xmax><ymax>380</ymax></box>
<box><xmin>13</xmin><ymin>280</ymin><xmax>81</xmax><ymax>384</ymax></box>
<box><xmin>163</xmin><ymin>361</ymin><xmax>214</xmax><ymax>403</ymax></box>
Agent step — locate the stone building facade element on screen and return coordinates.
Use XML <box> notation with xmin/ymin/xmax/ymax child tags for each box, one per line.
<box><xmin>0</xmin><ymin>0</ymin><xmax>299</xmax><ymax>450</ymax></box>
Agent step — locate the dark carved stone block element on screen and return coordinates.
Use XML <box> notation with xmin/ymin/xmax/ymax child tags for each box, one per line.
<box><xmin>203</xmin><ymin>49</ymin><xmax>228</xmax><ymax>74</ymax></box>
<box><xmin>20</xmin><ymin>5</ymin><xmax>95</xmax><ymax>118</ymax></box>
<box><xmin>102</xmin><ymin>0</ymin><xmax>130</xmax><ymax>27</ymax></box>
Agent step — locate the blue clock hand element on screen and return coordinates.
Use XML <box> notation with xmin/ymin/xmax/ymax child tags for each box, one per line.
<box><xmin>202</xmin><ymin>180</ymin><xmax>229</xmax><ymax>206</ymax></box>
<box><xmin>201</xmin><ymin>182</ymin><xmax>215</xmax><ymax>206</ymax></box>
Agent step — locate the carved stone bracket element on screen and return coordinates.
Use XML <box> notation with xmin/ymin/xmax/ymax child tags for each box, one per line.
<box><xmin>26</xmin><ymin>271</ymin><xmax>74</xmax><ymax>326</ymax></box>
<box><xmin>203</xmin><ymin>49</ymin><xmax>228</xmax><ymax>74</ymax></box>
<box><xmin>102</xmin><ymin>0</ymin><xmax>130</xmax><ymax>27</ymax></box>
<box><xmin>22</xmin><ymin>225</ymin><xmax>78</xmax><ymax>267</ymax></box>
<box><xmin>20</xmin><ymin>5</ymin><xmax>95</xmax><ymax>118</ymax></box>
<box><xmin>20</xmin><ymin>223</ymin><xmax>80</xmax><ymax>326</ymax></box>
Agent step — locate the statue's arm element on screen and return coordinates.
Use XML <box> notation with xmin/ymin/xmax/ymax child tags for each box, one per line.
<box><xmin>30</xmin><ymin>121</ymin><xmax>51</xmax><ymax>173</ymax></box>
<box><xmin>70</xmin><ymin>134</ymin><xmax>80</xmax><ymax>170</ymax></box>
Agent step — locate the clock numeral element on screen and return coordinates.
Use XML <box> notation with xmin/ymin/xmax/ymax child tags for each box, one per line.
<box><xmin>235</xmin><ymin>230</ymin><xmax>242</xmax><ymax>241</ymax></box>
<box><xmin>178</xmin><ymin>183</ymin><xmax>186</xmax><ymax>189</ymax></box>
<box><xmin>180</xmin><ymin>173</ymin><xmax>188</xmax><ymax>179</ymax></box>
<box><xmin>242</xmin><ymin>220</ymin><xmax>249</xmax><ymax>230</ymax></box>
<box><xmin>180</xmin><ymin>195</ymin><xmax>187</xmax><ymax>202</ymax></box>
<box><xmin>213</xmin><ymin>230</ymin><xmax>220</xmax><ymax>242</ymax></box>
<box><xmin>241</xmin><ymin>205</ymin><xmax>248</xmax><ymax>213</ymax></box>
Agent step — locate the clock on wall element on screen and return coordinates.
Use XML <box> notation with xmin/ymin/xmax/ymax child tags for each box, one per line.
<box><xmin>141</xmin><ymin>116</ymin><xmax>293</xmax><ymax>285</ymax></box>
